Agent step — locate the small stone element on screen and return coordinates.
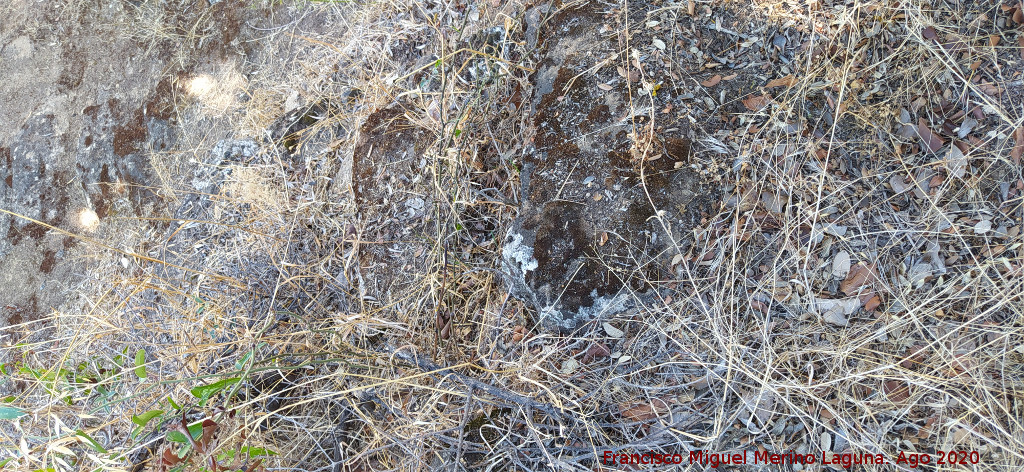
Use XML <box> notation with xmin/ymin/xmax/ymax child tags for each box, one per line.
<box><xmin>772</xmin><ymin>34</ymin><xmax>787</xmax><ymax>50</ymax></box>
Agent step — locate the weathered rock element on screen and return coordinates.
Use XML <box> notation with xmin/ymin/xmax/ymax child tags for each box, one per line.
<box><xmin>502</xmin><ymin>4</ymin><xmax>717</xmax><ymax>332</ymax></box>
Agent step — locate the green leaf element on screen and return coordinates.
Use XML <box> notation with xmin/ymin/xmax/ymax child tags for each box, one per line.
<box><xmin>0</xmin><ymin>406</ymin><xmax>26</xmax><ymax>420</ymax></box>
<box><xmin>168</xmin><ymin>396</ymin><xmax>181</xmax><ymax>411</ymax></box>
<box><xmin>134</xmin><ymin>349</ymin><xmax>146</xmax><ymax>380</ymax></box>
<box><xmin>190</xmin><ymin>377</ymin><xmax>240</xmax><ymax>404</ymax></box>
<box><xmin>167</xmin><ymin>422</ymin><xmax>204</xmax><ymax>443</ymax></box>
<box><xmin>234</xmin><ymin>350</ymin><xmax>254</xmax><ymax>371</ymax></box>
<box><xmin>240</xmin><ymin>446</ymin><xmax>278</xmax><ymax>457</ymax></box>
<box><xmin>453</xmin><ymin>129</ymin><xmax>462</xmax><ymax>138</ymax></box>
<box><xmin>131</xmin><ymin>409</ymin><xmax>164</xmax><ymax>427</ymax></box>
<box><xmin>76</xmin><ymin>430</ymin><xmax>108</xmax><ymax>453</ymax></box>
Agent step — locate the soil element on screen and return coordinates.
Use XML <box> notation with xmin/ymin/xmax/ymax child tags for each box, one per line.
<box><xmin>0</xmin><ymin>0</ymin><xmax>281</xmax><ymax>328</ymax></box>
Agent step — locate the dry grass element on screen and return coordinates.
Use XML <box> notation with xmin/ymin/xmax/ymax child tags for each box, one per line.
<box><xmin>1</xmin><ymin>0</ymin><xmax>1022</xmax><ymax>471</ymax></box>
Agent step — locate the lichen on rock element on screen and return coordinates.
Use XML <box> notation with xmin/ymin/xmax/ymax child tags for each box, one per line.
<box><xmin>502</xmin><ymin>3</ymin><xmax>717</xmax><ymax>332</ymax></box>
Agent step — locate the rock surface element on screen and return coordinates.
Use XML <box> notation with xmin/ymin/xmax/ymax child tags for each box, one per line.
<box><xmin>503</xmin><ymin>4</ymin><xmax>717</xmax><ymax>332</ymax></box>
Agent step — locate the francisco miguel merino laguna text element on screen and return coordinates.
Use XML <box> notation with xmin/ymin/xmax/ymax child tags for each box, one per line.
<box><xmin>601</xmin><ymin>449</ymin><xmax>890</xmax><ymax>468</ymax></box>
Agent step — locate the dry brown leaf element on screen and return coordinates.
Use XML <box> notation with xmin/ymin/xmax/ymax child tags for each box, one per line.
<box><xmin>765</xmin><ymin>75</ymin><xmax>796</xmax><ymax>88</ymax></box>
<box><xmin>990</xmin><ymin>34</ymin><xmax>1001</xmax><ymax>47</ymax></box>
<box><xmin>884</xmin><ymin>380</ymin><xmax>911</xmax><ymax>402</ymax></box>
<box><xmin>582</xmin><ymin>343</ymin><xmax>611</xmax><ymax>363</ymax></box>
<box><xmin>619</xmin><ymin>398</ymin><xmax>671</xmax><ymax>421</ymax></box>
<box><xmin>917</xmin><ymin>118</ymin><xmax>945</xmax><ymax>152</ymax></box>
<box><xmin>922</xmin><ymin>27</ymin><xmax>937</xmax><ymax>41</ymax></box>
<box><xmin>160</xmin><ymin>448</ymin><xmax>185</xmax><ymax>472</ymax></box>
<box><xmin>742</xmin><ymin>94</ymin><xmax>770</xmax><ymax>111</ymax></box>
<box><xmin>977</xmin><ymin>82</ymin><xmax>1002</xmax><ymax>96</ymax></box>
<box><xmin>701</xmin><ymin>74</ymin><xmax>722</xmax><ymax>87</ymax></box>
<box><xmin>598</xmin><ymin>231</ymin><xmax>609</xmax><ymax>246</ymax></box>
<box><xmin>840</xmin><ymin>262</ymin><xmax>877</xmax><ymax>295</ymax></box>
<box><xmin>900</xmin><ymin>345</ymin><xmax>928</xmax><ymax>370</ymax></box>
<box><xmin>863</xmin><ymin>293</ymin><xmax>881</xmax><ymax>312</ymax></box>
<box><xmin>597</xmin><ymin>82</ymin><xmax>613</xmax><ymax>91</ymax></box>
<box><xmin>1019</xmin><ymin>36</ymin><xmax>1024</xmax><ymax>60</ymax></box>
<box><xmin>620</xmin><ymin>403</ymin><xmax>656</xmax><ymax>421</ymax></box>
<box><xmin>953</xmin><ymin>427</ymin><xmax>971</xmax><ymax>444</ymax></box>
<box><xmin>1012</xmin><ymin>126</ymin><xmax>1024</xmax><ymax>165</ymax></box>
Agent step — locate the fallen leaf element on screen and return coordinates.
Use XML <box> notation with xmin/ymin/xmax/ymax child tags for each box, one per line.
<box><xmin>765</xmin><ymin>75</ymin><xmax>796</xmax><ymax>88</ymax></box>
<box><xmin>652</xmin><ymin>38</ymin><xmax>666</xmax><ymax>50</ymax></box>
<box><xmin>1012</xmin><ymin>127</ymin><xmax>1024</xmax><ymax>165</ymax></box>
<box><xmin>832</xmin><ymin>250</ymin><xmax>852</xmax><ymax>278</ymax></box>
<box><xmin>427</xmin><ymin>99</ymin><xmax>442</xmax><ymax>123</ymax></box>
<box><xmin>701</xmin><ymin>74</ymin><xmax>722</xmax><ymax>87</ymax></box>
<box><xmin>810</xmin><ymin>296</ymin><xmax>861</xmax><ymax>326</ymax></box>
<box><xmin>822</xmin><ymin>308</ymin><xmax>850</xmax><ymax>327</ymax></box>
<box><xmin>973</xmin><ymin>219</ymin><xmax>992</xmax><ymax>234</ymax></box>
<box><xmin>742</xmin><ymin>391</ymin><xmax>777</xmax><ymax>426</ymax></box>
<box><xmin>597</xmin><ymin>83</ymin><xmax>614</xmax><ymax>91</ymax></box>
<box><xmin>953</xmin><ymin>427</ymin><xmax>971</xmax><ymax>444</ymax></box>
<box><xmin>922</xmin><ymin>27</ymin><xmax>937</xmax><ymax>41</ymax></box>
<box><xmin>890</xmin><ymin>174</ymin><xmax>910</xmax><ymax>194</ymax></box>
<box><xmin>840</xmin><ymin>262</ymin><xmax>877</xmax><ymax>295</ymax></box>
<box><xmin>900</xmin><ymin>345</ymin><xmax>928</xmax><ymax>369</ymax></box>
<box><xmin>977</xmin><ymin>82</ymin><xmax>1002</xmax><ymax>96</ymax></box>
<box><xmin>583</xmin><ymin>343</ymin><xmax>611</xmax><ymax>363</ymax></box>
<box><xmin>863</xmin><ymin>293</ymin><xmax>881</xmax><ymax>311</ymax></box>
<box><xmin>947</xmin><ymin>145</ymin><xmax>968</xmax><ymax>178</ymax></box>
<box><xmin>990</xmin><ymin>34</ymin><xmax>1001</xmax><ymax>47</ymax></box>
<box><xmin>603</xmin><ymin>322</ymin><xmax>624</xmax><ymax>338</ymax></box>
<box><xmin>884</xmin><ymin>380</ymin><xmax>911</xmax><ymax>402</ymax></box>
<box><xmin>917</xmin><ymin>118</ymin><xmax>945</xmax><ymax>152</ymax></box>
<box><xmin>1019</xmin><ymin>37</ymin><xmax>1024</xmax><ymax>60</ymax></box>
<box><xmin>599</xmin><ymin>231</ymin><xmax>609</xmax><ymax>246</ymax></box>
<box><xmin>619</xmin><ymin>398</ymin><xmax>670</xmax><ymax>421</ymax></box>
<box><xmin>742</xmin><ymin>94</ymin><xmax>771</xmax><ymax>111</ymax></box>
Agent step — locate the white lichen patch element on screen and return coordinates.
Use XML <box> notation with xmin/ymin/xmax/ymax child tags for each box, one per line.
<box><xmin>503</xmin><ymin>231</ymin><xmax>538</xmax><ymax>273</ymax></box>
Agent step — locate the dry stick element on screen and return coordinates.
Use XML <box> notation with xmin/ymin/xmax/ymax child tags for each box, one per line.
<box><xmin>388</xmin><ymin>345</ymin><xmax>571</xmax><ymax>423</ymax></box>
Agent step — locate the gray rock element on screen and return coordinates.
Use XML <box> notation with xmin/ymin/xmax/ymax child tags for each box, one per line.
<box><xmin>502</xmin><ymin>5</ymin><xmax>716</xmax><ymax>332</ymax></box>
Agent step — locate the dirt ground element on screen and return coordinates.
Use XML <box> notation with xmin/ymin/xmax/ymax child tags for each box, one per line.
<box><xmin>1</xmin><ymin>0</ymin><xmax>1022</xmax><ymax>471</ymax></box>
